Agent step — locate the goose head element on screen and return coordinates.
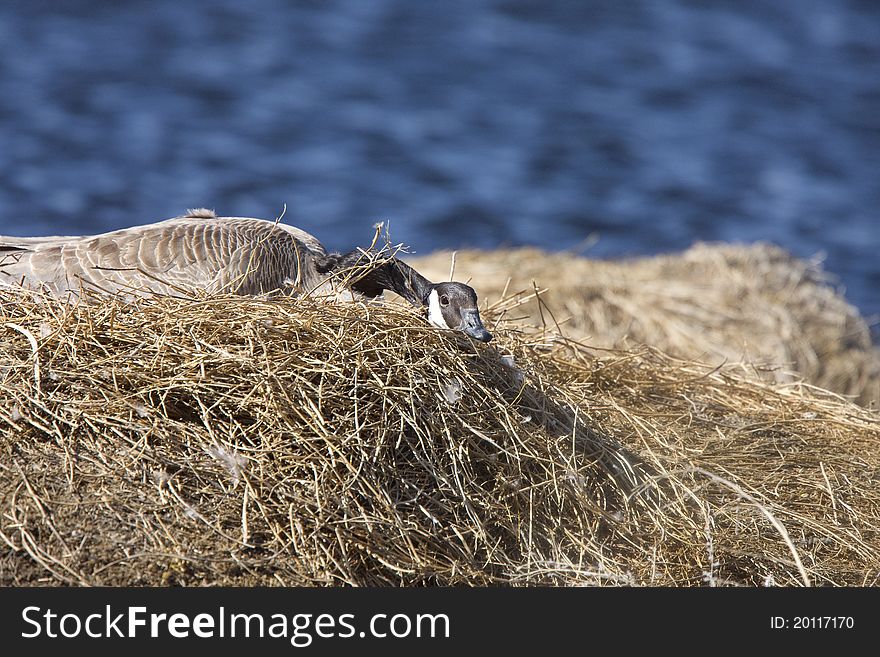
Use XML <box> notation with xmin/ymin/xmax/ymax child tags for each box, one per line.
<box><xmin>426</xmin><ymin>282</ymin><xmax>492</xmax><ymax>342</ymax></box>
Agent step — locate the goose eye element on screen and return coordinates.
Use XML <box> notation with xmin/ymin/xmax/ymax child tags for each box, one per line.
<box><xmin>439</xmin><ymin>295</ymin><xmax>450</xmax><ymax>307</ymax></box>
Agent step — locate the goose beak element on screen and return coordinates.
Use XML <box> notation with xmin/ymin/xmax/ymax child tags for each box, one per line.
<box><xmin>460</xmin><ymin>309</ymin><xmax>492</xmax><ymax>342</ymax></box>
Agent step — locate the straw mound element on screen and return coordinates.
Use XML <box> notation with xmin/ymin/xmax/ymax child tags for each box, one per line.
<box><xmin>410</xmin><ymin>243</ymin><xmax>880</xmax><ymax>407</ymax></box>
<box><xmin>2</xmin><ymin>283</ymin><xmax>879</xmax><ymax>586</ymax></box>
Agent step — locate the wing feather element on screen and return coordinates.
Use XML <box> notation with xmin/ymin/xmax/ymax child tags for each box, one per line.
<box><xmin>0</xmin><ymin>216</ymin><xmax>324</xmax><ymax>299</ymax></box>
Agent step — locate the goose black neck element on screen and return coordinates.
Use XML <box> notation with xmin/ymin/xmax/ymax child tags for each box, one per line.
<box><xmin>322</xmin><ymin>250</ymin><xmax>434</xmax><ymax>307</ymax></box>
<box><xmin>375</xmin><ymin>258</ymin><xmax>434</xmax><ymax>306</ymax></box>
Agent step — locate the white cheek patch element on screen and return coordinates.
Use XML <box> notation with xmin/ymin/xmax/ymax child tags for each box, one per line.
<box><xmin>427</xmin><ymin>289</ymin><xmax>449</xmax><ymax>329</ymax></box>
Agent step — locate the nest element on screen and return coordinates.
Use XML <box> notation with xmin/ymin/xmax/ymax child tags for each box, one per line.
<box><xmin>1</xmin><ymin>265</ymin><xmax>879</xmax><ymax>587</ymax></box>
<box><xmin>410</xmin><ymin>242</ymin><xmax>880</xmax><ymax>408</ymax></box>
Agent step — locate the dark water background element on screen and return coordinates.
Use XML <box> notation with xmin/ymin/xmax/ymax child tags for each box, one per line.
<box><xmin>0</xmin><ymin>0</ymin><xmax>877</xmax><ymax>325</ymax></box>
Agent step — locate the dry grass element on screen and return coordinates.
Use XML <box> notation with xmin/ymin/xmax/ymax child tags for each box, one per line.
<box><xmin>410</xmin><ymin>243</ymin><xmax>880</xmax><ymax>408</ymax></box>
<box><xmin>1</xmin><ymin>267</ymin><xmax>878</xmax><ymax>586</ymax></box>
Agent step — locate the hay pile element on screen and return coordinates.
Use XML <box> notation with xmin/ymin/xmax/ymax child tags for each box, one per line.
<box><xmin>410</xmin><ymin>243</ymin><xmax>880</xmax><ymax>407</ymax></box>
<box><xmin>1</xmin><ymin>277</ymin><xmax>879</xmax><ymax>586</ymax></box>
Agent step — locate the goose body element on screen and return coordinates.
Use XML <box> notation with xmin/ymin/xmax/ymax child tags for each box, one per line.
<box><xmin>0</xmin><ymin>209</ymin><xmax>493</xmax><ymax>341</ymax></box>
<box><xmin>0</xmin><ymin>209</ymin><xmax>333</xmax><ymax>299</ymax></box>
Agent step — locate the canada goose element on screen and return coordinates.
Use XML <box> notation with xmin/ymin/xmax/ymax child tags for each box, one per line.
<box><xmin>0</xmin><ymin>209</ymin><xmax>492</xmax><ymax>341</ymax></box>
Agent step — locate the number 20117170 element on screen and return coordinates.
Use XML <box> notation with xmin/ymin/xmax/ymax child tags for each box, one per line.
<box><xmin>770</xmin><ymin>616</ymin><xmax>854</xmax><ymax>629</ymax></box>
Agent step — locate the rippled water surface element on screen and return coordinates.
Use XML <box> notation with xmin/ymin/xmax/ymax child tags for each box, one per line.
<box><xmin>0</xmin><ymin>0</ymin><xmax>877</xmax><ymax>320</ymax></box>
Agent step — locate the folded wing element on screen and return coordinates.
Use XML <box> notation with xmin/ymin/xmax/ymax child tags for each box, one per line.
<box><xmin>0</xmin><ymin>216</ymin><xmax>320</xmax><ymax>299</ymax></box>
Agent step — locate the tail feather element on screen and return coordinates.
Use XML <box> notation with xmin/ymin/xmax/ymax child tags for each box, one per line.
<box><xmin>0</xmin><ymin>235</ymin><xmax>77</xmax><ymax>249</ymax></box>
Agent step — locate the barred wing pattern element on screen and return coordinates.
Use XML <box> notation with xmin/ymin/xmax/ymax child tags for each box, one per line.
<box><xmin>0</xmin><ymin>215</ymin><xmax>327</xmax><ymax>299</ymax></box>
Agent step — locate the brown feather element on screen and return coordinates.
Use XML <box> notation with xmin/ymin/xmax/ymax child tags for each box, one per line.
<box><xmin>0</xmin><ymin>214</ymin><xmax>330</xmax><ymax>300</ymax></box>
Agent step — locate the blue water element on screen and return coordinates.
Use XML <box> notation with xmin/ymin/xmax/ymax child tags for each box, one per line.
<box><xmin>0</xmin><ymin>0</ymin><xmax>877</xmax><ymax>324</ymax></box>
